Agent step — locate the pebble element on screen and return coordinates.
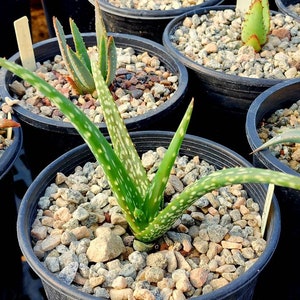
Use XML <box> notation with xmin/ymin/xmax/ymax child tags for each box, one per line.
<box><xmin>31</xmin><ymin>148</ymin><xmax>268</xmax><ymax>298</ymax></box>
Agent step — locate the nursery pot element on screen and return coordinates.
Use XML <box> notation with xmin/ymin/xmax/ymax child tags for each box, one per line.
<box><xmin>0</xmin><ymin>33</ymin><xmax>189</xmax><ymax>179</ymax></box>
<box><xmin>98</xmin><ymin>0</ymin><xmax>224</xmax><ymax>44</ymax></box>
<box><xmin>246</xmin><ymin>78</ymin><xmax>300</xmax><ymax>299</ymax></box>
<box><xmin>17</xmin><ymin>131</ymin><xmax>281</xmax><ymax>300</ymax></box>
<box><xmin>275</xmin><ymin>0</ymin><xmax>300</xmax><ymax>21</ymax></box>
<box><xmin>162</xmin><ymin>5</ymin><xmax>286</xmax><ymax>160</ymax></box>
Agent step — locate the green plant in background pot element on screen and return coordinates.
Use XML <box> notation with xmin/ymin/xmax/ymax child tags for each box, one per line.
<box><xmin>0</xmin><ymin>0</ymin><xmax>188</xmax><ymax>178</ymax></box>
<box><xmin>162</xmin><ymin>0</ymin><xmax>300</xmax><ymax>160</ymax></box>
<box><xmin>2</xmin><ymin>29</ymin><xmax>300</xmax><ymax>297</ymax></box>
<box><xmin>241</xmin><ymin>0</ymin><xmax>270</xmax><ymax>52</ymax></box>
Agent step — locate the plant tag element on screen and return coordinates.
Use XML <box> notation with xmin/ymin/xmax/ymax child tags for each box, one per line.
<box><xmin>6</xmin><ymin>111</ymin><xmax>12</xmax><ymax>141</ymax></box>
<box><xmin>261</xmin><ymin>183</ymin><xmax>274</xmax><ymax>237</ymax></box>
<box><xmin>236</xmin><ymin>0</ymin><xmax>252</xmax><ymax>14</ymax></box>
<box><xmin>14</xmin><ymin>16</ymin><xmax>36</xmax><ymax>71</ymax></box>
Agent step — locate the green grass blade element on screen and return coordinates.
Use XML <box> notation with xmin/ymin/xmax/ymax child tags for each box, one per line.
<box><xmin>142</xmin><ymin>99</ymin><xmax>194</xmax><ymax>224</ymax></box>
<box><xmin>135</xmin><ymin>167</ymin><xmax>300</xmax><ymax>242</ymax></box>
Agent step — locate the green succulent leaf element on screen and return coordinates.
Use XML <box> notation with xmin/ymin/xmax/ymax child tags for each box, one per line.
<box><xmin>53</xmin><ymin>16</ymin><xmax>95</xmax><ymax>94</ymax></box>
<box><xmin>241</xmin><ymin>0</ymin><xmax>270</xmax><ymax>52</ymax></box>
<box><xmin>95</xmin><ymin>0</ymin><xmax>117</xmax><ymax>86</ymax></box>
<box><xmin>69</xmin><ymin>18</ymin><xmax>92</xmax><ymax>72</ymax></box>
<box><xmin>251</xmin><ymin>128</ymin><xmax>300</xmax><ymax>153</ymax></box>
<box><xmin>135</xmin><ymin>167</ymin><xmax>300</xmax><ymax>242</ymax></box>
<box><xmin>142</xmin><ymin>99</ymin><xmax>193</xmax><ymax>224</ymax></box>
<box><xmin>65</xmin><ymin>46</ymin><xmax>95</xmax><ymax>94</ymax></box>
<box><xmin>106</xmin><ymin>36</ymin><xmax>117</xmax><ymax>86</ymax></box>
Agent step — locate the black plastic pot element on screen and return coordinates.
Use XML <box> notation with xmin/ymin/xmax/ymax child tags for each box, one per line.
<box><xmin>0</xmin><ymin>115</ymin><xmax>23</xmax><ymax>298</ymax></box>
<box><xmin>246</xmin><ymin>78</ymin><xmax>300</xmax><ymax>299</ymax></box>
<box><xmin>162</xmin><ymin>5</ymin><xmax>287</xmax><ymax>160</ymax></box>
<box><xmin>275</xmin><ymin>0</ymin><xmax>300</xmax><ymax>21</ymax></box>
<box><xmin>98</xmin><ymin>0</ymin><xmax>224</xmax><ymax>44</ymax></box>
<box><xmin>0</xmin><ymin>33</ymin><xmax>189</xmax><ymax>178</ymax></box>
<box><xmin>41</xmin><ymin>0</ymin><xmax>96</xmax><ymax>37</ymax></box>
<box><xmin>17</xmin><ymin>131</ymin><xmax>281</xmax><ymax>300</ymax></box>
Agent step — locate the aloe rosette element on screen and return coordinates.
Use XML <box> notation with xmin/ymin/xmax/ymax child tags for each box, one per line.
<box><xmin>53</xmin><ymin>0</ymin><xmax>117</xmax><ymax>94</ymax></box>
<box><xmin>2</xmin><ymin>56</ymin><xmax>300</xmax><ymax>243</ymax></box>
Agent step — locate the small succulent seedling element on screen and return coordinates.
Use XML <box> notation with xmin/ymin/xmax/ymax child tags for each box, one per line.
<box><xmin>2</xmin><ymin>56</ymin><xmax>300</xmax><ymax>244</ymax></box>
<box><xmin>241</xmin><ymin>0</ymin><xmax>270</xmax><ymax>52</ymax></box>
<box><xmin>53</xmin><ymin>0</ymin><xmax>116</xmax><ymax>94</ymax></box>
<box><xmin>251</xmin><ymin>127</ymin><xmax>300</xmax><ymax>153</ymax></box>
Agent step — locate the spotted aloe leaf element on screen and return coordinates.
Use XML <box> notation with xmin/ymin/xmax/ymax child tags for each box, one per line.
<box><xmin>52</xmin><ymin>0</ymin><xmax>117</xmax><ymax>94</ymax></box>
<box><xmin>241</xmin><ymin>0</ymin><xmax>270</xmax><ymax>52</ymax></box>
<box><xmin>251</xmin><ymin>128</ymin><xmax>300</xmax><ymax>153</ymax></box>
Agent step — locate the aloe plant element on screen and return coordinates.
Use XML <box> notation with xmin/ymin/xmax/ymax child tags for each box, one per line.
<box><xmin>53</xmin><ymin>0</ymin><xmax>117</xmax><ymax>94</ymax></box>
<box><xmin>3</xmin><ymin>56</ymin><xmax>300</xmax><ymax>243</ymax></box>
<box><xmin>241</xmin><ymin>0</ymin><xmax>270</xmax><ymax>52</ymax></box>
